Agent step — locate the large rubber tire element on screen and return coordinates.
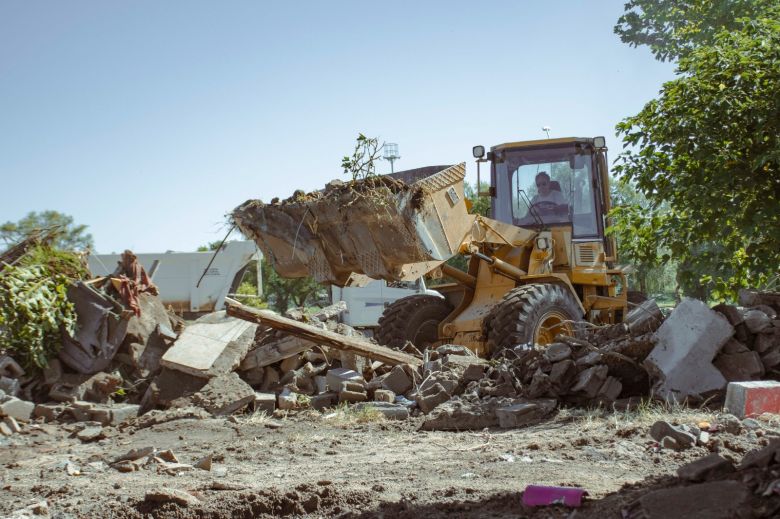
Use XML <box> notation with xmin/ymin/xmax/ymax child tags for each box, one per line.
<box><xmin>486</xmin><ymin>283</ymin><xmax>582</xmax><ymax>352</ymax></box>
<box><xmin>375</xmin><ymin>294</ymin><xmax>453</xmax><ymax>350</ymax></box>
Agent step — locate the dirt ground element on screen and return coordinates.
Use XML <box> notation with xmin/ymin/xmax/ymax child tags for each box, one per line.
<box><xmin>2</xmin><ymin>405</ymin><xmax>777</xmax><ymax>519</ymax></box>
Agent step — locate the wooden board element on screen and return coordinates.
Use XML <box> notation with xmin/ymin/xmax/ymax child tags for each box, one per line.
<box><xmin>225</xmin><ymin>298</ymin><xmax>422</xmax><ymax>367</ymax></box>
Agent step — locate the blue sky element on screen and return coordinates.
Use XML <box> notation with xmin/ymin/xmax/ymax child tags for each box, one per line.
<box><xmin>0</xmin><ymin>1</ymin><xmax>675</xmax><ymax>253</ymax></box>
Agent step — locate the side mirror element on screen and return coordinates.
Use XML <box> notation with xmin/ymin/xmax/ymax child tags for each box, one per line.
<box><xmin>472</xmin><ymin>145</ymin><xmax>485</xmax><ymax>159</ymax></box>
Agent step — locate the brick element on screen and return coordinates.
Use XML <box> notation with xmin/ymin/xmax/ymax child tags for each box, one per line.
<box><xmin>339</xmin><ymin>389</ymin><xmax>367</xmax><ymax>403</ymax></box>
<box><xmin>0</xmin><ymin>397</ymin><xmax>35</xmax><ymax>421</ymax></box>
<box><xmin>253</xmin><ymin>392</ymin><xmax>276</xmax><ymax>413</ymax></box>
<box><xmin>646</xmin><ymin>298</ymin><xmax>732</xmax><ymax>401</ymax></box>
<box><xmin>725</xmin><ymin>380</ymin><xmax>780</xmax><ymax>418</ymax></box>
<box><xmin>341</xmin><ymin>381</ymin><xmax>366</xmax><ymax>393</ymax></box>
<box><xmin>326</xmin><ymin>368</ymin><xmax>363</xmax><ymax>392</ymax></box>
<box><xmin>677</xmin><ymin>454</ymin><xmax>734</xmax><ymax>482</ymax></box>
<box><xmin>373</xmin><ymin>389</ymin><xmax>395</xmax><ymax>403</ymax></box>
<box><xmin>313</xmin><ymin>376</ymin><xmax>328</xmax><ymax>394</ymax></box>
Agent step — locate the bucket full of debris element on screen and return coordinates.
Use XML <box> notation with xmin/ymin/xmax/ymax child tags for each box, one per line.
<box><xmin>231</xmin><ymin>163</ymin><xmax>475</xmax><ymax>286</ymax></box>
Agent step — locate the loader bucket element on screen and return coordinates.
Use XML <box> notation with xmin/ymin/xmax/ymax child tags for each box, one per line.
<box><xmin>232</xmin><ymin>163</ymin><xmax>475</xmax><ymax>286</ymax></box>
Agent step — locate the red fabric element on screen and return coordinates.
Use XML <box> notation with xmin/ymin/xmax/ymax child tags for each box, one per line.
<box><xmin>114</xmin><ymin>250</ymin><xmax>158</xmax><ymax>316</ymax></box>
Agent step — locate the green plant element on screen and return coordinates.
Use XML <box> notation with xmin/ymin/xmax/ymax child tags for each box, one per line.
<box><xmin>0</xmin><ymin>264</ymin><xmax>77</xmax><ymax>370</ymax></box>
<box><xmin>341</xmin><ymin>133</ymin><xmax>384</xmax><ymax>182</ymax></box>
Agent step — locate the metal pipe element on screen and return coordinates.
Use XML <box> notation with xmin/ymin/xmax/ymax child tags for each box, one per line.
<box><xmin>440</xmin><ymin>263</ymin><xmax>476</xmax><ymax>289</ymax></box>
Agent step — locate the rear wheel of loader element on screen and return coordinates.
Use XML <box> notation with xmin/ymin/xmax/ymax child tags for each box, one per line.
<box><xmin>486</xmin><ymin>283</ymin><xmax>582</xmax><ymax>352</ymax></box>
<box><xmin>376</xmin><ymin>295</ymin><xmax>453</xmax><ymax>350</ymax></box>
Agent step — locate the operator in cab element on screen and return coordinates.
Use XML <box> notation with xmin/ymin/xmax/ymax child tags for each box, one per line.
<box><xmin>523</xmin><ymin>171</ymin><xmax>568</xmax><ymax>221</ymax></box>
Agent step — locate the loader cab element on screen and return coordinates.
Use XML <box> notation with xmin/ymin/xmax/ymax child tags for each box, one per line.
<box><xmin>487</xmin><ymin>137</ymin><xmax>611</xmax><ymax>244</ymax></box>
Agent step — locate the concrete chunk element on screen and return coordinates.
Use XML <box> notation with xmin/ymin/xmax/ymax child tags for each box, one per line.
<box><xmin>161</xmin><ymin>320</ymin><xmax>257</xmax><ymax>378</ymax></box>
<box><xmin>714</xmin><ymin>351</ymin><xmax>764</xmax><ymax>381</ymax></box>
<box><xmin>326</xmin><ymin>368</ymin><xmax>363</xmax><ymax>392</ymax></box>
<box><xmin>570</xmin><ymin>365</ymin><xmax>608</xmax><ymax>399</ymax></box>
<box><xmin>646</xmin><ymin>298</ymin><xmax>732</xmax><ymax>401</ymax></box>
<box><xmin>496</xmin><ymin>399</ymin><xmax>556</xmax><ymax>428</ymax></box>
<box><xmin>381</xmin><ymin>365</ymin><xmax>413</xmax><ymax>395</ymax></box>
<box><xmin>355</xmin><ymin>402</ymin><xmax>409</xmax><ymax>420</ymax></box>
<box><xmin>0</xmin><ymin>397</ymin><xmax>35</xmax><ymax>421</ymax></box>
<box><xmin>185</xmin><ymin>372</ymin><xmax>255</xmax><ymax>416</ymax></box>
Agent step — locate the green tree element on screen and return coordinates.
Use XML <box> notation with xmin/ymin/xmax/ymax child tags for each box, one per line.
<box><xmin>614</xmin><ymin>4</ymin><xmax>780</xmax><ymax>299</ymax></box>
<box><xmin>260</xmin><ymin>258</ymin><xmax>323</xmax><ymax>313</ymax></box>
<box><xmin>1</xmin><ymin>211</ymin><xmax>93</xmax><ymax>251</ymax></box>
<box><xmin>614</xmin><ymin>0</ymin><xmax>773</xmax><ymax>62</ymax></box>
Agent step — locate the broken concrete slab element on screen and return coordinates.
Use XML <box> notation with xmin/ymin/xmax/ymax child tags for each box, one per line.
<box><xmin>180</xmin><ymin>372</ymin><xmax>255</xmax><ymax>416</ymax></box>
<box><xmin>570</xmin><ymin>365</ymin><xmax>608</xmax><ymax>399</ymax></box>
<box><xmin>646</xmin><ymin>298</ymin><xmax>732</xmax><ymax>401</ymax></box>
<box><xmin>161</xmin><ymin>319</ymin><xmax>257</xmax><ymax>378</ymax></box>
<box><xmin>743</xmin><ymin>309</ymin><xmax>772</xmax><ymax>334</ymax></box>
<box><xmin>649</xmin><ymin>420</ymin><xmax>696</xmax><ymax>449</ymax></box>
<box><xmin>0</xmin><ymin>397</ymin><xmax>35</xmax><ymax>422</ymax></box>
<box><xmin>421</xmin><ymin>399</ymin><xmax>499</xmax><ymax>431</ymax></box>
<box><xmin>496</xmin><ymin>399</ymin><xmax>556</xmax><ymax>428</ymax></box>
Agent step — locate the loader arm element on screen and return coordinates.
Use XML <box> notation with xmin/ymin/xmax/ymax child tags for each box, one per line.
<box><xmin>232</xmin><ymin>163</ymin><xmax>478</xmax><ymax>287</ymax></box>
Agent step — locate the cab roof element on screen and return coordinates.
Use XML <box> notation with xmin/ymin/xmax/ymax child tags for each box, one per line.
<box><xmin>491</xmin><ymin>137</ymin><xmax>596</xmax><ymax>151</ymax></box>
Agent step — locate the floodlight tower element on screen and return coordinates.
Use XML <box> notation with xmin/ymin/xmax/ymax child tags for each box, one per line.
<box><xmin>383</xmin><ymin>142</ymin><xmax>400</xmax><ymax>173</ymax></box>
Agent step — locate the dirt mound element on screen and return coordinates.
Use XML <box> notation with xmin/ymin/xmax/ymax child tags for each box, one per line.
<box><xmin>97</xmin><ymin>484</ymin><xmax>376</xmax><ymax>519</ymax></box>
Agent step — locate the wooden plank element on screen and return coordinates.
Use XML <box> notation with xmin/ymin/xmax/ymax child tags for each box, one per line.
<box><xmin>225</xmin><ymin>298</ymin><xmax>422</xmax><ymax>367</ymax></box>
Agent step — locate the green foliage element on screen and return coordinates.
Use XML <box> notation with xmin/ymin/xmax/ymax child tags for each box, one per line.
<box><xmin>196</xmin><ymin>240</ymin><xmax>224</xmax><ymax>252</ymax></box>
<box><xmin>1</xmin><ymin>211</ymin><xmax>94</xmax><ymax>251</ymax></box>
<box><xmin>341</xmin><ymin>133</ymin><xmax>383</xmax><ymax>181</ymax></box>
<box><xmin>614</xmin><ymin>5</ymin><xmax>780</xmax><ymax>300</ymax></box>
<box><xmin>260</xmin><ymin>258</ymin><xmax>323</xmax><ymax>313</ymax></box>
<box><xmin>614</xmin><ymin>0</ymin><xmax>774</xmax><ymax>62</ymax></box>
<box><xmin>236</xmin><ymin>279</ymin><xmax>266</xmax><ymax>309</ymax></box>
<box><xmin>464</xmin><ymin>181</ymin><xmax>491</xmax><ymax>217</ymax></box>
<box><xmin>0</xmin><ymin>264</ymin><xmax>77</xmax><ymax>370</ymax></box>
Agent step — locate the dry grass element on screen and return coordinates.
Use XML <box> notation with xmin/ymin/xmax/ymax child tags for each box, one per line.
<box><xmin>321</xmin><ymin>402</ymin><xmax>386</xmax><ymax>426</ymax></box>
<box><xmin>558</xmin><ymin>399</ymin><xmax>717</xmax><ymax>433</ymax></box>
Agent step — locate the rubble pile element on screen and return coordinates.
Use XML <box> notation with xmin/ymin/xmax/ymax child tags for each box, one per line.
<box><xmin>622</xmin><ymin>436</ymin><xmax>780</xmax><ymax>518</ymax></box>
<box><xmin>3</xmin><ymin>254</ymin><xmax>780</xmax><ymax>439</ymax></box>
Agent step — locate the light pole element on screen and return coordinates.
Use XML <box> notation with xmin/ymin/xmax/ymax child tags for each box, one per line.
<box><xmin>383</xmin><ymin>142</ymin><xmax>400</xmax><ymax>173</ymax></box>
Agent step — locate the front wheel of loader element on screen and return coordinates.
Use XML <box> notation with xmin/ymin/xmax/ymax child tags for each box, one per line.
<box><xmin>486</xmin><ymin>283</ymin><xmax>582</xmax><ymax>352</ymax></box>
<box><xmin>376</xmin><ymin>294</ymin><xmax>453</xmax><ymax>350</ymax></box>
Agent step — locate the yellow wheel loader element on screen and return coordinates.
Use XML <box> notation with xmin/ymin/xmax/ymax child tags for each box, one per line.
<box><xmin>233</xmin><ymin>136</ymin><xmax>628</xmax><ymax>357</ymax></box>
